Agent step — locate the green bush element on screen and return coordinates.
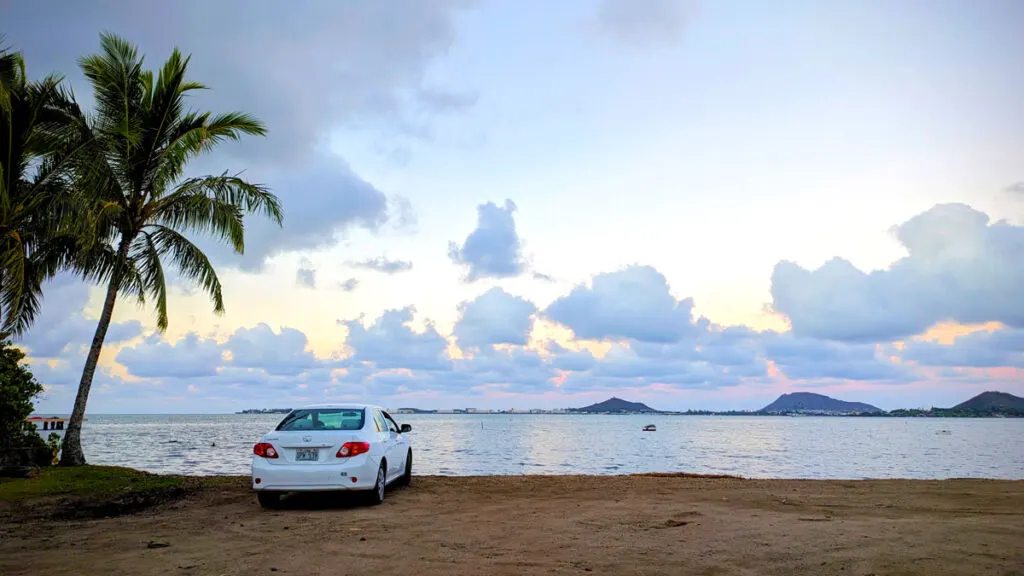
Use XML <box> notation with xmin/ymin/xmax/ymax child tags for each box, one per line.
<box><xmin>0</xmin><ymin>337</ymin><xmax>51</xmax><ymax>468</ymax></box>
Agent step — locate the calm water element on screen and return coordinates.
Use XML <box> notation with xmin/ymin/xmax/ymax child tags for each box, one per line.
<box><xmin>62</xmin><ymin>414</ymin><xmax>1024</xmax><ymax>479</ymax></box>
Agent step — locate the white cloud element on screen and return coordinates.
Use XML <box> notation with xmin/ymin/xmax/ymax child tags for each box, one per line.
<box><xmin>899</xmin><ymin>328</ymin><xmax>1024</xmax><ymax>368</ymax></box>
<box><xmin>347</xmin><ymin>257</ymin><xmax>414</xmax><ymax>274</ymax></box>
<box><xmin>546</xmin><ymin>265</ymin><xmax>699</xmax><ymax>343</ymax></box>
<box><xmin>448</xmin><ymin>200</ymin><xmax>527</xmax><ymax>281</ymax></box>
<box><xmin>225</xmin><ymin>324</ymin><xmax>320</xmax><ymax>376</ymax></box>
<box><xmin>17</xmin><ymin>275</ymin><xmax>143</xmax><ymax>357</ymax></box>
<box><xmin>453</xmin><ymin>288</ymin><xmax>537</xmax><ymax>350</ymax></box>
<box><xmin>296</xmin><ymin>258</ymin><xmax>316</xmax><ymax>288</ymax></box>
<box><xmin>341</xmin><ymin>307</ymin><xmax>452</xmax><ymax>371</ymax></box>
<box><xmin>117</xmin><ymin>334</ymin><xmax>224</xmax><ymax>379</ymax></box>
<box><xmin>594</xmin><ymin>0</ymin><xmax>698</xmax><ymax>47</ymax></box>
<box><xmin>771</xmin><ymin>204</ymin><xmax>1024</xmax><ymax>342</ymax></box>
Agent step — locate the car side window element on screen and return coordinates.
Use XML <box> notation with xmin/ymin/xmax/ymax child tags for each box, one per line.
<box><xmin>372</xmin><ymin>410</ymin><xmax>387</xmax><ymax>433</ymax></box>
<box><xmin>383</xmin><ymin>412</ymin><xmax>399</xmax><ymax>433</ymax></box>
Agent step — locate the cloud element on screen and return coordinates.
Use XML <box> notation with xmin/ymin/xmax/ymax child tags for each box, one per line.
<box><xmin>2</xmin><ymin>2</ymin><xmax>476</xmax><ymax>270</ymax></box>
<box><xmin>339</xmin><ymin>278</ymin><xmax>360</xmax><ymax>292</ymax></box>
<box><xmin>17</xmin><ymin>275</ymin><xmax>144</xmax><ymax>358</ymax></box>
<box><xmin>544</xmin><ymin>342</ymin><xmax>597</xmax><ymax>372</ymax></box>
<box><xmin>594</xmin><ymin>0</ymin><xmax>698</xmax><ymax>47</ymax></box>
<box><xmin>453</xmin><ymin>288</ymin><xmax>537</xmax><ymax>350</ymax></box>
<box><xmin>457</xmin><ymin>347</ymin><xmax>556</xmax><ymax>393</ymax></box>
<box><xmin>224</xmin><ymin>324</ymin><xmax>320</xmax><ymax>376</ymax></box>
<box><xmin>23</xmin><ymin>204</ymin><xmax>1024</xmax><ymax>410</ymax></box>
<box><xmin>899</xmin><ymin>328</ymin><xmax>1024</xmax><ymax>368</ymax></box>
<box><xmin>763</xmin><ymin>333</ymin><xmax>914</xmax><ymax>382</ymax></box>
<box><xmin>560</xmin><ymin>325</ymin><xmax>769</xmax><ymax>392</ymax></box>
<box><xmin>116</xmin><ymin>323</ymin><xmax>325</xmax><ymax>380</ymax></box>
<box><xmin>771</xmin><ymin>204</ymin><xmax>1024</xmax><ymax>342</ymax></box>
<box><xmin>630</xmin><ymin>326</ymin><xmax>761</xmax><ymax>367</ymax></box>
<box><xmin>546</xmin><ymin>265</ymin><xmax>699</xmax><ymax>343</ymax></box>
<box><xmin>2</xmin><ymin>1</ymin><xmax>479</xmax><ymax>166</ymax></box>
<box><xmin>415</xmin><ymin>88</ymin><xmax>480</xmax><ymax>116</ymax></box>
<box><xmin>533</xmin><ymin>272</ymin><xmax>556</xmax><ymax>282</ymax></box>
<box><xmin>448</xmin><ymin>199</ymin><xmax>527</xmax><ymax>281</ymax></box>
<box><xmin>217</xmin><ymin>161</ymin><xmax>392</xmax><ymax>269</ymax></box>
<box><xmin>347</xmin><ymin>256</ymin><xmax>414</xmax><ymax>274</ymax></box>
<box><xmin>29</xmin><ymin>348</ymin><xmax>126</xmax><ymax>402</ymax></box>
<box><xmin>117</xmin><ymin>334</ymin><xmax>224</xmax><ymax>379</ymax></box>
<box><xmin>1005</xmin><ymin>182</ymin><xmax>1024</xmax><ymax>195</ymax></box>
<box><xmin>296</xmin><ymin>259</ymin><xmax>316</xmax><ymax>288</ymax></box>
<box><xmin>341</xmin><ymin>307</ymin><xmax>451</xmax><ymax>371</ymax></box>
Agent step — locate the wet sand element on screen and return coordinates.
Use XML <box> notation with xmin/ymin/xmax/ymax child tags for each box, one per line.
<box><xmin>1</xmin><ymin>475</ymin><xmax>1022</xmax><ymax>575</ymax></box>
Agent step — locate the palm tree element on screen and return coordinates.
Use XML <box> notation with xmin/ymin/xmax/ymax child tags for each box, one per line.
<box><xmin>0</xmin><ymin>39</ymin><xmax>91</xmax><ymax>336</ymax></box>
<box><xmin>59</xmin><ymin>34</ymin><xmax>283</xmax><ymax>466</ymax></box>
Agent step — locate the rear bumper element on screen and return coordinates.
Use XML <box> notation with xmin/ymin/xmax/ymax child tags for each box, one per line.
<box><xmin>251</xmin><ymin>455</ymin><xmax>379</xmax><ymax>491</ymax></box>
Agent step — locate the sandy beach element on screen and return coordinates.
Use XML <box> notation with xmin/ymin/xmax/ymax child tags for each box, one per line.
<box><xmin>2</xmin><ymin>474</ymin><xmax>1022</xmax><ymax>576</ymax></box>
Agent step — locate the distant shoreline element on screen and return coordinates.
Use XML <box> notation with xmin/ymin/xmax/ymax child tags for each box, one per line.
<box><xmin>387</xmin><ymin>411</ymin><xmax>1022</xmax><ymax>418</ymax></box>
<box><xmin>37</xmin><ymin>411</ymin><xmax>1022</xmax><ymax>418</ymax></box>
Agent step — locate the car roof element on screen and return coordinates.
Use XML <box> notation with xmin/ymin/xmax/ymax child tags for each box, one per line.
<box><xmin>296</xmin><ymin>403</ymin><xmax>381</xmax><ymax>411</ymax></box>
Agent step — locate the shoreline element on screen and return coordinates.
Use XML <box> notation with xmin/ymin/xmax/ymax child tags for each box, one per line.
<box><xmin>2</xmin><ymin>470</ymin><xmax>1022</xmax><ymax>575</ymax></box>
<box><xmin>38</xmin><ymin>411</ymin><xmax>1024</xmax><ymax>417</ymax></box>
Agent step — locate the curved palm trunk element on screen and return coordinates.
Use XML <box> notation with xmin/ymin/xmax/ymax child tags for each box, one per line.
<box><xmin>60</xmin><ymin>236</ymin><xmax>130</xmax><ymax>466</ymax></box>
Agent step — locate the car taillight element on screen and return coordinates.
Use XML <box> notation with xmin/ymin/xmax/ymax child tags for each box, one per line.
<box><xmin>336</xmin><ymin>442</ymin><xmax>370</xmax><ymax>458</ymax></box>
<box><xmin>253</xmin><ymin>443</ymin><xmax>278</xmax><ymax>458</ymax></box>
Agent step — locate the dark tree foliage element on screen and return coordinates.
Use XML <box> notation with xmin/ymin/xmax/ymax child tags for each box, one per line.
<box><xmin>0</xmin><ymin>336</ymin><xmax>42</xmax><ymax>447</ymax></box>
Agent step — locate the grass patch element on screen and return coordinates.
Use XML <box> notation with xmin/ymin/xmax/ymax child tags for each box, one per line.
<box><xmin>0</xmin><ymin>466</ymin><xmax>191</xmax><ymax>521</ymax></box>
<box><xmin>0</xmin><ymin>466</ymin><xmax>184</xmax><ymax>503</ymax></box>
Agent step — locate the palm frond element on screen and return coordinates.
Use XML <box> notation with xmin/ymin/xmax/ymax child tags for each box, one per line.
<box><xmin>148</xmin><ymin>112</ymin><xmax>265</xmax><ymax>196</ymax></box>
<box><xmin>147</xmin><ymin>224</ymin><xmax>224</xmax><ymax>315</ymax></box>
<box><xmin>153</xmin><ymin>173</ymin><xmax>282</xmax><ymax>252</ymax></box>
<box><xmin>0</xmin><ymin>45</ymin><xmax>91</xmax><ymax>335</ymax></box>
<box><xmin>0</xmin><ymin>38</ymin><xmax>26</xmax><ymax>114</ymax></box>
<box><xmin>77</xmin><ymin>32</ymin><xmax>145</xmax><ymax>159</ymax></box>
<box><xmin>135</xmin><ymin>231</ymin><xmax>168</xmax><ymax>330</ymax></box>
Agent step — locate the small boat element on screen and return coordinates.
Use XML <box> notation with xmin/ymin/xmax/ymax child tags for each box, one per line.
<box><xmin>643</xmin><ymin>424</ymin><xmax>657</xmax><ymax>432</ymax></box>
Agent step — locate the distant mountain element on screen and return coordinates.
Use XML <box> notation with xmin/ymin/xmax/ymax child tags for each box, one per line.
<box><xmin>951</xmin><ymin>391</ymin><xmax>1024</xmax><ymax>412</ymax></box>
<box><xmin>760</xmin><ymin>392</ymin><xmax>881</xmax><ymax>414</ymax></box>
<box><xmin>572</xmin><ymin>397</ymin><xmax>659</xmax><ymax>413</ymax></box>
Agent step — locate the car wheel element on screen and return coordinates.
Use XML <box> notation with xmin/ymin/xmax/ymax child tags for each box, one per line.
<box><xmin>256</xmin><ymin>491</ymin><xmax>281</xmax><ymax>509</ymax></box>
<box><xmin>368</xmin><ymin>462</ymin><xmax>386</xmax><ymax>505</ymax></box>
<box><xmin>399</xmin><ymin>450</ymin><xmax>412</xmax><ymax>487</ymax></box>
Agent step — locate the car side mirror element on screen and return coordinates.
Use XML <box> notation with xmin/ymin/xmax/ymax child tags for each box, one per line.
<box><xmin>400</xmin><ymin>424</ymin><xmax>412</xmax><ymax>433</ymax></box>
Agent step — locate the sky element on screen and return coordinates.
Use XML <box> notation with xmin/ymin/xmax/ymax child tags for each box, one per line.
<box><xmin>3</xmin><ymin>0</ymin><xmax>1023</xmax><ymax>413</ymax></box>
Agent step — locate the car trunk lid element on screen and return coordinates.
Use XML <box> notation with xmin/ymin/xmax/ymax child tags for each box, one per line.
<box><xmin>264</xmin><ymin>431</ymin><xmax>360</xmax><ymax>464</ymax></box>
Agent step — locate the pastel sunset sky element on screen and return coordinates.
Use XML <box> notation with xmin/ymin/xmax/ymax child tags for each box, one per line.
<box><xmin>5</xmin><ymin>0</ymin><xmax>1023</xmax><ymax>413</ymax></box>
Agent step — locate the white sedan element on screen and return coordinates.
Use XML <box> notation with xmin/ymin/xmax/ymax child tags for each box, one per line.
<box><xmin>251</xmin><ymin>404</ymin><xmax>413</xmax><ymax>508</ymax></box>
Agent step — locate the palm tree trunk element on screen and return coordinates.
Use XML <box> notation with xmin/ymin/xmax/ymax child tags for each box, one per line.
<box><xmin>60</xmin><ymin>235</ymin><xmax>130</xmax><ymax>466</ymax></box>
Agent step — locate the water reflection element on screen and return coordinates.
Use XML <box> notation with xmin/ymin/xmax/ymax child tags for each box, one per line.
<box><xmin>75</xmin><ymin>413</ymin><xmax>1024</xmax><ymax>479</ymax></box>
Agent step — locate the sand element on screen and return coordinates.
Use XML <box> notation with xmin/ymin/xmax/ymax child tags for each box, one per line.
<box><xmin>1</xmin><ymin>475</ymin><xmax>1022</xmax><ymax>575</ymax></box>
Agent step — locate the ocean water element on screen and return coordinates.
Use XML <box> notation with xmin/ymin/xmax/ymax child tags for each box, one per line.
<box><xmin>62</xmin><ymin>413</ymin><xmax>1024</xmax><ymax>479</ymax></box>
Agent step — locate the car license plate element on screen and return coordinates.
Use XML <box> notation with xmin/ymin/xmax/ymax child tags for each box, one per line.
<box><xmin>295</xmin><ymin>448</ymin><xmax>318</xmax><ymax>461</ymax></box>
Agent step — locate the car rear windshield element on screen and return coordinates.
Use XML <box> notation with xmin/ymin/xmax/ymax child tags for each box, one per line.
<box><xmin>275</xmin><ymin>409</ymin><xmax>365</xmax><ymax>431</ymax></box>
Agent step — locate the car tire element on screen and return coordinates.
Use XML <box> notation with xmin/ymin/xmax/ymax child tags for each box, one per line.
<box><xmin>368</xmin><ymin>461</ymin><xmax>386</xmax><ymax>505</ymax></box>
<box><xmin>256</xmin><ymin>491</ymin><xmax>281</xmax><ymax>509</ymax></box>
<box><xmin>399</xmin><ymin>450</ymin><xmax>412</xmax><ymax>487</ymax></box>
